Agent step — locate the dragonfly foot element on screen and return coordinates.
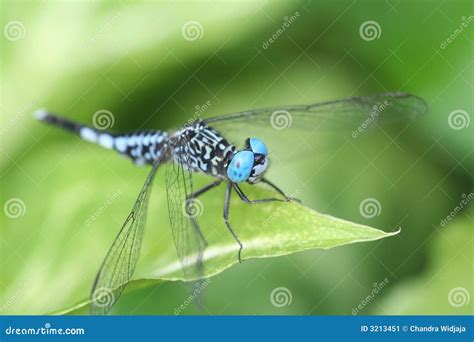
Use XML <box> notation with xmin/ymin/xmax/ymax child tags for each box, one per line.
<box><xmin>285</xmin><ymin>197</ymin><xmax>302</xmax><ymax>203</ymax></box>
<box><xmin>237</xmin><ymin>244</ymin><xmax>243</xmax><ymax>263</ymax></box>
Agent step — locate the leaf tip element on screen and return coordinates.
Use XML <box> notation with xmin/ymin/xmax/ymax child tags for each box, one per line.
<box><xmin>388</xmin><ymin>226</ymin><xmax>402</xmax><ymax>236</ymax></box>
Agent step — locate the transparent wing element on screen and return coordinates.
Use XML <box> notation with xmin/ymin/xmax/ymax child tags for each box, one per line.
<box><xmin>90</xmin><ymin>155</ymin><xmax>164</xmax><ymax>315</ymax></box>
<box><xmin>204</xmin><ymin>92</ymin><xmax>428</xmax><ymax>131</ymax></box>
<box><xmin>204</xmin><ymin>92</ymin><xmax>427</xmax><ymax>165</ymax></box>
<box><xmin>165</xmin><ymin>134</ymin><xmax>206</xmax><ymax>281</ymax></box>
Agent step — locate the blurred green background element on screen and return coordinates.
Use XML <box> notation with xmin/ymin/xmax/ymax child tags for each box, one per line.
<box><xmin>1</xmin><ymin>0</ymin><xmax>472</xmax><ymax>315</ymax></box>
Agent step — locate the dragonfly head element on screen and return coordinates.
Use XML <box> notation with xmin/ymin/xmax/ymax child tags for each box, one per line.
<box><xmin>226</xmin><ymin>138</ymin><xmax>268</xmax><ymax>184</ymax></box>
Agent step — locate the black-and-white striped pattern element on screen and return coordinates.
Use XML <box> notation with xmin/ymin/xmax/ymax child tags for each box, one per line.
<box><xmin>113</xmin><ymin>131</ymin><xmax>169</xmax><ymax>166</ymax></box>
<box><xmin>35</xmin><ymin>109</ymin><xmax>169</xmax><ymax>166</ymax></box>
<box><xmin>35</xmin><ymin>111</ymin><xmax>235</xmax><ymax>177</ymax></box>
<box><xmin>171</xmin><ymin>121</ymin><xmax>235</xmax><ymax>177</ymax></box>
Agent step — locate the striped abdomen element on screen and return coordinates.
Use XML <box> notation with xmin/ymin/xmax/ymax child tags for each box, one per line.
<box><xmin>111</xmin><ymin>130</ymin><xmax>169</xmax><ymax>165</ymax></box>
<box><xmin>35</xmin><ymin>109</ymin><xmax>168</xmax><ymax>165</ymax></box>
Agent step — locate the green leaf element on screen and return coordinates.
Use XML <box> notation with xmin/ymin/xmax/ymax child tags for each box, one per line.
<box><xmin>48</xmin><ymin>179</ymin><xmax>399</xmax><ymax>315</ymax></box>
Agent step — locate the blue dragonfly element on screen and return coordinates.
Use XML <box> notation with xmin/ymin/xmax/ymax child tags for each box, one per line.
<box><xmin>35</xmin><ymin>92</ymin><xmax>427</xmax><ymax>314</ymax></box>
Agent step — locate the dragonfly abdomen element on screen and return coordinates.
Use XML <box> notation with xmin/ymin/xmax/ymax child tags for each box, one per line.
<box><xmin>114</xmin><ymin>131</ymin><xmax>169</xmax><ymax>165</ymax></box>
<box><xmin>34</xmin><ymin>109</ymin><xmax>168</xmax><ymax>165</ymax></box>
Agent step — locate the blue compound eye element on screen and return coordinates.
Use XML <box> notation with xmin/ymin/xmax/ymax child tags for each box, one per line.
<box><xmin>227</xmin><ymin>151</ymin><xmax>254</xmax><ymax>183</ymax></box>
<box><xmin>249</xmin><ymin>138</ymin><xmax>267</xmax><ymax>156</ymax></box>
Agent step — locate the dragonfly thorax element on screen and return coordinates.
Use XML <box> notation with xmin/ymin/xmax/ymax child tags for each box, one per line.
<box><xmin>226</xmin><ymin>138</ymin><xmax>269</xmax><ymax>184</ymax></box>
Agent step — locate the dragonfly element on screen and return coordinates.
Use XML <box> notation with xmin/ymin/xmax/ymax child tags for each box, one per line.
<box><xmin>35</xmin><ymin>92</ymin><xmax>427</xmax><ymax>315</ymax></box>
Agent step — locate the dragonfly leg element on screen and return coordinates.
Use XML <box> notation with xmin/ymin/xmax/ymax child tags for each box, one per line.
<box><xmin>233</xmin><ymin>183</ymin><xmax>285</xmax><ymax>204</ymax></box>
<box><xmin>261</xmin><ymin>178</ymin><xmax>301</xmax><ymax>203</ymax></box>
<box><xmin>187</xmin><ymin>180</ymin><xmax>222</xmax><ymax>199</ymax></box>
<box><xmin>186</xmin><ymin>180</ymin><xmax>222</xmax><ymax>248</ymax></box>
<box><xmin>224</xmin><ymin>182</ymin><xmax>243</xmax><ymax>263</ymax></box>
